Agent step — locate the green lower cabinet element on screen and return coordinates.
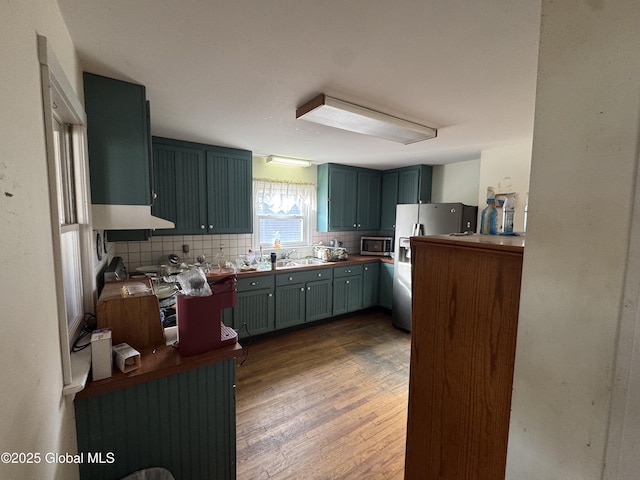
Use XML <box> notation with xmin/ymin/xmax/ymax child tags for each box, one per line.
<box><xmin>232</xmin><ymin>275</ymin><xmax>275</xmax><ymax>338</ymax></box>
<box><xmin>333</xmin><ymin>275</ymin><xmax>363</xmax><ymax>315</ymax></box>
<box><xmin>275</xmin><ymin>283</ymin><xmax>307</xmax><ymax>329</ymax></box>
<box><xmin>234</xmin><ymin>288</ymin><xmax>275</xmax><ymax>338</ymax></box>
<box><xmin>362</xmin><ymin>262</ymin><xmax>380</xmax><ymax>308</ymax></box>
<box><xmin>305</xmin><ymin>279</ymin><xmax>333</xmax><ymax>322</ymax></box>
<box><xmin>75</xmin><ymin>359</ymin><xmax>236</xmax><ymax>480</ymax></box>
<box><xmin>333</xmin><ymin>264</ymin><xmax>364</xmax><ymax>315</ymax></box>
<box><xmin>379</xmin><ymin>262</ymin><xmax>394</xmax><ymax>310</ymax></box>
<box><xmin>275</xmin><ymin>268</ymin><xmax>333</xmax><ymax>327</ymax></box>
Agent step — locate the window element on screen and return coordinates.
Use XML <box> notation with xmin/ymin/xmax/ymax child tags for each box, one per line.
<box><xmin>253</xmin><ymin>180</ymin><xmax>315</xmax><ymax>248</ymax></box>
<box><xmin>39</xmin><ymin>35</ymin><xmax>94</xmax><ymax>389</ymax></box>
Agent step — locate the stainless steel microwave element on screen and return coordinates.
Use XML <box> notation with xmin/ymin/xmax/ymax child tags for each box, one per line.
<box><xmin>360</xmin><ymin>236</ymin><xmax>393</xmax><ymax>256</ymax></box>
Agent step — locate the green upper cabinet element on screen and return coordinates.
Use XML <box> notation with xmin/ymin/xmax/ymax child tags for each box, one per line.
<box><xmin>151</xmin><ymin>137</ymin><xmax>252</xmax><ymax>235</ymax></box>
<box><xmin>380</xmin><ymin>171</ymin><xmax>399</xmax><ymax>230</ymax></box>
<box><xmin>397</xmin><ymin>165</ymin><xmax>432</xmax><ymax>204</ymax></box>
<box><xmin>206</xmin><ymin>150</ymin><xmax>252</xmax><ymax>234</ymax></box>
<box><xmin>357</xmin><ymin>170</ymin><xmax>382</xmax><ymax>230</ymax></box>
<box><xmin>380</xmin><ymin>165</ymin><xmax>433</xmax><ymax>230</ymax></box>
<box><xmin>318</xmin><ymin>164</ymin><xmax>357</xmax><ymax>231</ymax></box>
<box><xmin>83</xmin><ymin>73</ymin><xmax>151</xmax><ymax>206</ymax></box>
<box><xmin>152</xmin><ymin>141</ymin><xmax>207</xmax><ymax>235</ymax></box>
<box><xmin>317</xmin><ymin>163</ymin><xmax>381</xmax><ymax>232</ymax></box>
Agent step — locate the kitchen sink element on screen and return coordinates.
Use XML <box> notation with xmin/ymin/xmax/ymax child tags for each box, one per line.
<box><xmin>274</xmin><ymin>258</ymin><xmax>326</xmax><ymax>270</ymax></box>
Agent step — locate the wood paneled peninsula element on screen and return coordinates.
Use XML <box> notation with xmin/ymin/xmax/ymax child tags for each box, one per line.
<box><xmin>405</xmin><ymin>234</ymin><xmax>525</xmax><ymax>480</ymax></box>
<box><xmin>75</xmin><ymin>334</ymin><xmax>242</xmax><ymax>479</ymax></box>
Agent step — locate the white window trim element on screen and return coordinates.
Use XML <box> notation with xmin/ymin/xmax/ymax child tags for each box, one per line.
<box><xmin>252</xmin><ymin>179</ymin><xmax>316</xmax><ymax>249</ymax></box>
<box><xmin>38</xmin><ymin>35</ymin><xmax>95</xmax><ymax>393</ymax></box>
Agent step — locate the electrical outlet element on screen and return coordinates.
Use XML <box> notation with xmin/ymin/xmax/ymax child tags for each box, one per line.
<box><xmin>182</xmin><ymin>244</ymin><xmax>190</xmax><ymax>254</ymax></box>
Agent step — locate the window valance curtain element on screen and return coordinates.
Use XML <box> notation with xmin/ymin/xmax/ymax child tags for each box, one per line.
<box><xmin>253</xmin><ymin>179</ymin><xmax>316</xmax><ymax>214</ymax></box>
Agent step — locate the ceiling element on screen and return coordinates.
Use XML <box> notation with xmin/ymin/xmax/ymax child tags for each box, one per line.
<box><xmin>57</xmin><ymin>0</ymin><xmax>542</xmax><ymax>170</ymax></box>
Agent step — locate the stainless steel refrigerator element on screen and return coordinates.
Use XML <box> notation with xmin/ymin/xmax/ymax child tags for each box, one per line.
<box><xmin>392</xmin><ymin>203</ymin><xmax>477</xmax><ymax>331</ymax></box>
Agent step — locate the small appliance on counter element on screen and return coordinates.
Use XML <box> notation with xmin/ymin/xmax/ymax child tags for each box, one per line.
<box><xmin>175</xmin><ymin>274</ymin><xmax>238</xmax><ymax>356</ymax></box>
<box><xmin>103</xmin><ymin>256</ymin><xmax>128</xmax><ymax>282</ymax></box>
<box><xmin>360</xmin><ymin>236</ymin><xmax>393</xmax><ymax>256</ymax></box>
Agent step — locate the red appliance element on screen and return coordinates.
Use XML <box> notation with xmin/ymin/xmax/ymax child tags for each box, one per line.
<box><xmin>176</xmin><ymin>275</ymin><xmax>237</xmax><ymax>356</ymax></box>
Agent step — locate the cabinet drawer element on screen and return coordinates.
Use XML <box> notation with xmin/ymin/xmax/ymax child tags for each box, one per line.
<box><xmin>276</xmin><ymin>268</ymin><xmax>332</xmax><ymax>286</ymax></box>
<box><xmin>332</xmin><ymin>264</ymin><xmax>364</xmax><ymax>278</ymax></box>
<box><xmin>236</xmin><ymin>274</ymin><xmax>274</xmax><ymax>292</ymax></box>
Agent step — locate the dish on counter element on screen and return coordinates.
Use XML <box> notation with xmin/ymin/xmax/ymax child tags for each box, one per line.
<box><xmin>154</xmin><ymin>284</ymin><xmax>178</xmax><ymax>299</ymax></box>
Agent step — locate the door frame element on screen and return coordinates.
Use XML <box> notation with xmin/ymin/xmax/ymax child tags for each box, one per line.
<box><xmin>604</xmin><ymin>151</ymin><xmax>640</xmax><ymax>478</ymax></box>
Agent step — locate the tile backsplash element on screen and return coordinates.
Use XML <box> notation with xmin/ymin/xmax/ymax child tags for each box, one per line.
<box><xmin>113</xmin><ymin>230</ymin><xmax>387</xmax><ymax>272</ymax></box>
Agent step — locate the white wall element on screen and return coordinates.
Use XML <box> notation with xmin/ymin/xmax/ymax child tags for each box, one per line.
<box><xmin>506</xmin><ymin>0</ymin><xmax>640</xmax><ymax>478</ymax></box>
<box><xmin>0</xmin><ymin>1</ymin><xmax>82</xmax><ymax>479</ymax></box>
<box><xmin>478</xmin><ymin>143</ymin><xmax>532</xmax><ymax>232</ymax></box>
<box><xmin>431</xmin><ymin>158</ymin><xmax>481</xmax><ymax>206</ymax></box>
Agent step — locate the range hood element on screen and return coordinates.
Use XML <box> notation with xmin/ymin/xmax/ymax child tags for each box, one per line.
<box><xmin>91</xmin><ymin>204</ymin><xmax>175</xmax><ymax>230</ymax></box>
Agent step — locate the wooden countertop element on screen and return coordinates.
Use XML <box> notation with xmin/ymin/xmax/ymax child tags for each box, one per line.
<box><xmin>411</xmin><ymin>233</ymin><xmax>525</xmax><ymax>253</ymax></box>
<box><xmin>81</xmin><ymin>255</ymin><xmax>396</xmax><ymax>399</ymax></box>
<box><xmin>206</xmin><ymin>254</ymin><xmax>394</xmax><ymax>280</ymax></box>
<box><xmin>76</xmin><ymin>341</ymin><xmax>243</xmax><ymax>399</ymax></box>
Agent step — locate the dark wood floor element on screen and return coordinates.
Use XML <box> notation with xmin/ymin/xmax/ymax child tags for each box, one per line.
<box><xmin>235</xmin><ymin>310</ymin><xmax>411</xmax><ymax>479</ymax></box>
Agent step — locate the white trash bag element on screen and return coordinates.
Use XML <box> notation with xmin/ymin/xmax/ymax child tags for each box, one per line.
<box><xmin>120</xmin><ymin>467</ymin><xmax>175</xmax><ymax>480</ymax></box>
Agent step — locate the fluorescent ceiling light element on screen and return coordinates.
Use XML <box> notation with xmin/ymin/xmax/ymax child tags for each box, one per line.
<box><xmin>267</xmin><ymin>156</ymin><xmax>312</xmax><ymax>167</ymax></box>
<box><xmin>296</xmin><ymin>94</ymin><xmax>437</xmax><ymax>145</ymax></box>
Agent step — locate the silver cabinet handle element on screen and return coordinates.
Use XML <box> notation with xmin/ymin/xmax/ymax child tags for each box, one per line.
<box><xmin>357</xmin><ymin>224</ymin><xmax>361</xmax><ymax>228</ymax></box>
<box><xmin>289</xmin><ymin>276</ymin><xmax>293</xmax><ymax>281</ymax></box>
<box><xmin>307</xmin><ymin>286</ymin><xmax>311</xmax><ymax>291</ymax></box>
<box><xmin>250</xmin><ymin>281</ymin><xmax>259</xmax><ymax>286</ymax></box>
<box><xmin>300</xmin><ymin>287</ymin><xmax>305</xmax><ymax>292</ymax></box>
<box><xmin>317</xmin><ymin>273</ymin><xmax>322</xmax><ymax>277</ymax></box>
<box><xmin>353</xmin><ymin>224</ymin><xmax>357</xmax><ymax>228</ymax></box>
<box><xmin>346</xmin><ymin>280</ymin><xmax>350</xmax><ymax>284</ymax></box>
<box><xmin>200</xmin><ymin>225</ymin><xmax>206</xmax><ymax>230</ymax></box>
<box><xmin>364</xmin><ymin>266</ymin><xmax>368</xmax><ymax>271</ymax></box>
<box><xmin>268</xmin><ymin>293</ymin><xmax>273</xmax><ymax>297</ymax></box>
<box><xmin>209</xmin><ymin>224</ymin><xmax>213</xmax><ymax>229</ymax></box>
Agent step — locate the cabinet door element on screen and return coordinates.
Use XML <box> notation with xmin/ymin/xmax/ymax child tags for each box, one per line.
<box><xmin>362</xmin><ymin>262</ymin><xmax>380</xmax><ymax>308</ymax></box>
<box><xmin>333</xmin><ymin>275</ymin><xmax>363</xmax><ymax>315</ymax></box>
<box><xmin>233</xmin><ymin>288</ymin><xmax>275</xmax><ymax>338</ymax></box>
<box><xmin>152</xmin><ymin>142</ymin><xmax>207</xmax><ymax>235</ymax></box>
<box><xmin>357</xmin><ymin>170</ymin><xmax>382</xmax><ymax>230</ymax></box>
<box><xmin>306</xmin><ymin>279</ymin><xmax>333</xmax><ymax>322</ymax></box>
<box><xmin>397</xmin><ymin>165</ymin><xmax>433</xmax><ymax>204</ymax></box>
<box><xmin>379</xmin><ymin>262</ymin><xmax>394</xmax><ymax>310</ymax></box>
<box><xmin>347</xmin><ymin>275</ymin><xmax>363</xmax><ymax>313</ymax></box>
<box><xmin>84</xmin><ymin>73</ymin><xmax>150</xmax><ymax>206</ymax></box>
<box><xmin>380</xmin><ymin>171</ymin><xmax>399</xmax><ymax>230</ymax></box>
<box><xmin>328</xmin><ymin>166</ymin><xmax>358</xmax><ymax>231</ymax></box>
<box><xmin>275</xmin><ymin>283</ymin><xmax>306</xmax><ymax>329</ymax></box>
<box><xmin>397</xmin><ymin>167</ymin><xmax>421</xmax><ymax>204</ymax></box>
<box><xmin>206</xmin><ymin>151</ymin><xmax>252</xmax><ymax>234</ymax></box>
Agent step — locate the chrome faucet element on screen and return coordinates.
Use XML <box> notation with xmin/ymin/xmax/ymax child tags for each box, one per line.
<box><xmin>281</xmin><ymin>249</ymin><xmax>297</xmax><ymax>260</ymax></box>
